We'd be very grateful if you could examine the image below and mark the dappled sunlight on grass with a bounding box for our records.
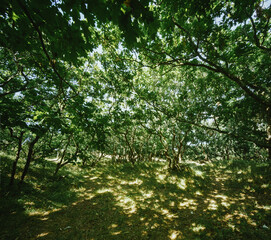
[177,178,187,190]
[194,169,204,177]
[256,203,271,210]
[1,159,271,239]
[179,198,197,210]
[191,223,206,232]
[169,230,180,239]
[116,195,137,214]
[96,187,114,194]
[36,232,49,238]
[207,199,219,210]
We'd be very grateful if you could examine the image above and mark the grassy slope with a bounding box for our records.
[0,155,271,240]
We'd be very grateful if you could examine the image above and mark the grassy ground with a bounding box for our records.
[0,154,271,240]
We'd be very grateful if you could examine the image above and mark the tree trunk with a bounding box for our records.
[267,131,271,161]
[226,148,230,161]
[91,152,104,167]
[172,156,179,170]
[266,107,271,162]
[53,136,72,177]
[9,131,24,186]
[148,152,153,162]
[20,135,40,184]
[201,144,209,162]
[54,162,71,177]
[124,131,136,165]
[53,148,67,177]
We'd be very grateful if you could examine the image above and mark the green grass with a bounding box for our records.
[0,155,271,239]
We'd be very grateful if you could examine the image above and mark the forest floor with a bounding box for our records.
[0,156,271,240]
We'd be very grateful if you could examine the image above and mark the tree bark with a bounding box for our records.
[53,150,66,177]
[267,107,271,162]
[9,131,24,186]
[124,130,136,165]
[20,135,40,184]
[53,136,71,177]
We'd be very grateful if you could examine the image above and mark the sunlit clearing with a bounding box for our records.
[128,178,143,185]
[191,223,206,232]
[240,193,248,200]
[37,232,49,238]
[168,175,178,182]
[186,160,202,166]
[227,222,236,230]
[25,201,35,206]
[109,223,118,229]
[120,180,128,185]
[96,188,113,194]
[214,194,230,208]
[27,208,61,216]
[194,170,203,177]
[161,208,169,215]
[157,174,166,182]
[75,186,86,193]
[86,176,98,180]
[178,179,186,190]
[207,199,218,210]
[150,222,160,229]
[140,190,154,198]
[128,205,137,214]
[169,230,180,240]
[256,204,271,210]
[111,231,122,235]
[116,196,137,213]
[215,194,228,200]
[227,211,257,226]
[221,201,230,208]
[179,198,197,210]
[161,208,177,220]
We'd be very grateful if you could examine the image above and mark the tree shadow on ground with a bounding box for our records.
[1,160,271,239]
[0,158,87,239]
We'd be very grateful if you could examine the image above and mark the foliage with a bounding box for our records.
[0,1,271,238]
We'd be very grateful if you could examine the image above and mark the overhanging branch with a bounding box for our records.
[250,16,271,52]
[171,17,271,107]
[16,0,77,95]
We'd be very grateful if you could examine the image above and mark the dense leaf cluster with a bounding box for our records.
[0,0,270,185]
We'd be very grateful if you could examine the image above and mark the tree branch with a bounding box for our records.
[16,0,78,95]
[249,16,271,52]
[171,17,271,107]
[176,117,269,149]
